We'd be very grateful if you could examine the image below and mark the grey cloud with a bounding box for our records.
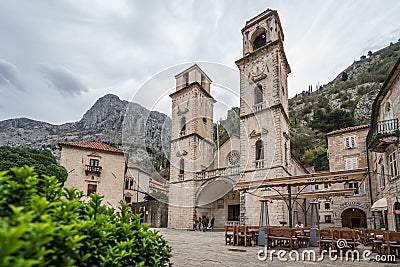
[0,58,24,90]
[40,64,89,96]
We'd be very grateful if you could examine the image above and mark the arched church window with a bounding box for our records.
[181,116,186,133]
[253,32,266,50]
[255,140,264,160]
[254,85,263,104]
[179,159,184,175]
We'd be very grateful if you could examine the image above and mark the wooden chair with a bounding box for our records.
[354,228,368,246]
[382,231,400,258]
[267,227,298,250]
[335,229,359,250]
[247,226,259,246]
[236,226,252,246]
[370,229,386,254]
[294,227,310,247]
[317,228,333,252]
[224,224,235,245]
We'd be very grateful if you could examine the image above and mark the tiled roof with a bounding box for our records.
[326,125,370,136]
[59,141,124,154]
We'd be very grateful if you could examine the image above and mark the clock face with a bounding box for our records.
[250,60,266,76]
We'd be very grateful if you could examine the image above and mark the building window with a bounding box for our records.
[125,178,134,190]
[384,102,393,121]
[201,74,205,87]
[255,140,264,160]
[344,136,356,149]
[325,215,332,224]
[179,159,184,175]
[254,85,263,104]
[87,184,97,196]
[180,116,186,133]
[379,163,385,188]
[389,151,398,179]
[90,159,99,166]
[348,182,360,195]
[252,32,266,50]
[125,196,132,203]
[183,72,189,86]
[314,184,319,190]
[324,183,331,189]
[325,202,330,210]
[345,157,358,170]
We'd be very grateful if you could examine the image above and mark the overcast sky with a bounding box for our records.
[0,0,399,124]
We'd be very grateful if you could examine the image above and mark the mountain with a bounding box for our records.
[289,40,400,171]
[0,94,171,174]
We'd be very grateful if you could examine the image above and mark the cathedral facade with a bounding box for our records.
[168,10,308,229]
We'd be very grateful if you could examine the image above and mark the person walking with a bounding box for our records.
[202,217,208,232]
[198,217,202,230]
[210,217,215,230]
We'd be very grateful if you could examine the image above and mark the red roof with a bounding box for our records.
[59,141,124,154]
[326,125,370,136]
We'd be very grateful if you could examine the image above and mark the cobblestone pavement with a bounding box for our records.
[156,228,398,267]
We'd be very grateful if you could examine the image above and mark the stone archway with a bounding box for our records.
[341,208,367,228]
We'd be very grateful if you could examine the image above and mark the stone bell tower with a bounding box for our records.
[235,10,292,226]
[168,64,216,228]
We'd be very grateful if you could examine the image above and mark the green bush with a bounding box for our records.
[0,166,172,267]
[0,146,67,183]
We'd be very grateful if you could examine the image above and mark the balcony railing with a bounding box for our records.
[253,102,264,112]
[367,118,399,152]
[255,159,265,169]
[85,164,102,176]
[195,165,240,181]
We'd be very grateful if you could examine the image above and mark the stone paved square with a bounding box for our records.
[156,228,398,267]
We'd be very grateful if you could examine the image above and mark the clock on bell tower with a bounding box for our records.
[235,9,292,225]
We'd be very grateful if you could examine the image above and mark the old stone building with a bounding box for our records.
[125,162,151,203]
[325,125,373,228]
[368,57,400,231]
[168,10,308,229]
[59,141,126,208]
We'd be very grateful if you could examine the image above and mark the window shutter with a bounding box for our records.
[345,157,358,170]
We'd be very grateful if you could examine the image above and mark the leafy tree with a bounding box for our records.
[0,166,172,266]
[309,108,356,133]
[303,147,329,171]
[214,107,240,147]
[0,146,67,183]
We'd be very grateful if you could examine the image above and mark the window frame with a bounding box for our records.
[87,184,97,196]
[344,136,356,149]
[254,85,264,105]
[348,181,360,195]
[389,151,398,179]
[89,159,99,166]
[345,157,358,170]
[255,140,264,160]
[325,215,332,224]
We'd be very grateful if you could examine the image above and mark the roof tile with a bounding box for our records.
[59,141,123,154]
